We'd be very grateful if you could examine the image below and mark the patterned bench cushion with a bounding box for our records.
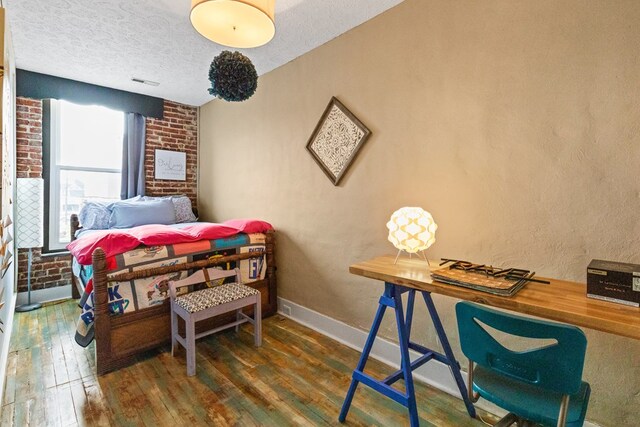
[175,283,259,313]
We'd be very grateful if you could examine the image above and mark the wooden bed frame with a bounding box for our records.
[70,214,277,375]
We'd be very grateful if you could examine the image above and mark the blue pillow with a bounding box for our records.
[78,201,111,230]
[108,198,176,229]
[107,195,142,210]
[142,195,197,223]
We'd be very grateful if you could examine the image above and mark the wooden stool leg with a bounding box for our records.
[171,308,178,357]
[186,317,196,376]
[255,293,262,347]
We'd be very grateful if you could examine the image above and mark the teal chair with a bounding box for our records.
[456,302,590,427]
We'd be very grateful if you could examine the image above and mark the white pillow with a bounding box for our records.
[171,196,197,223]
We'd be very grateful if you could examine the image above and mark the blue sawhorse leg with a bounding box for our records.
[339,284,476,426]
[338,283,391,423]
[339,282,419,426]
[421,291,476,418]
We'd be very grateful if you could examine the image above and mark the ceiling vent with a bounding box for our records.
[131,78,160,86]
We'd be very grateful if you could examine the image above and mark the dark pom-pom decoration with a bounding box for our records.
[208,50,258,102]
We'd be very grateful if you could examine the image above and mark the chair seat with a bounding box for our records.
[175,283,259,313]
[473,365,590,427]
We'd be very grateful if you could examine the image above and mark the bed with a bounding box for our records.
[68,197,276,375]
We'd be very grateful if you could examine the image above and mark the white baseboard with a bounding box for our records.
[17,284,72,306]
[277,297,600,427]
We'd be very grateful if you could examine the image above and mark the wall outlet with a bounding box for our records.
[281,304,292,316]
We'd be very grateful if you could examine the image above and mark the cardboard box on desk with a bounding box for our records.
[587,259,640,307]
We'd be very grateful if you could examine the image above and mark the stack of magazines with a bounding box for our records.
[431,259,540,297]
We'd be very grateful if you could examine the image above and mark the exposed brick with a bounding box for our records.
[19,98,42,107]
[145,101,198,206]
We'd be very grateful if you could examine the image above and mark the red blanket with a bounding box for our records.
[67,219,273,265]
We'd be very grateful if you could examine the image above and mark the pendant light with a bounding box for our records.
[190,0,276,48]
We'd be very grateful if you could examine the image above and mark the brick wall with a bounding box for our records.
[15,97,198,294]
[145,102,198,204]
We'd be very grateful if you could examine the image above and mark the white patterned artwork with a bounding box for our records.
[306,97,371,185]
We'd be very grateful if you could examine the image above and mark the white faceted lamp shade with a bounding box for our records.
[386,207,437,262]
[16,178,44,249]
[190,0,276,48]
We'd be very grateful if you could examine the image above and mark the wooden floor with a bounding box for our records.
[2,300,497,426]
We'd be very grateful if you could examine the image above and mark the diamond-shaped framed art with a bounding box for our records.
[306,97,371,186]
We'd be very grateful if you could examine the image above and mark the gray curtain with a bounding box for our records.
[121,112,146,199]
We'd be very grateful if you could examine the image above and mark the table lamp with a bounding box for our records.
[16,178,44,312]
[386,207,438,265]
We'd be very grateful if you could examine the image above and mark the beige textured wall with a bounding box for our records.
[198,1,640,425]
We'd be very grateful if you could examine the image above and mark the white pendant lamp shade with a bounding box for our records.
[191,0,276,48]
[386,207,437,254]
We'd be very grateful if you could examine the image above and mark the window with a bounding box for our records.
[45,100,124,252]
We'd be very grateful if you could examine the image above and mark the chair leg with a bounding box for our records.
[495,413,519,427]
[186,317,196,376]
[235,309,241,332]
[170,309,178,357]
[556,394,570,427]
[254,294,262,347]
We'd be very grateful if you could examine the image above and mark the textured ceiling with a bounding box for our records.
[4,0,404,106]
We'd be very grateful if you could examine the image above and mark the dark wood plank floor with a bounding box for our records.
[2,300,497,426]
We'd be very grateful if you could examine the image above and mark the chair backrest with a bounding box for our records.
[456,301,587,395]
[169,267,241,300]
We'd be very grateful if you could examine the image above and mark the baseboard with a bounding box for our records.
[277,297,600,427]
[17,284,72,306]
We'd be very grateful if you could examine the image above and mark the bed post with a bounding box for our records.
[92,247,112,375]
[70,214,80,240]
[70,214,82,299]
[265,230,277,312]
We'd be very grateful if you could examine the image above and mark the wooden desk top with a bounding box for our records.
[350,255,640,340]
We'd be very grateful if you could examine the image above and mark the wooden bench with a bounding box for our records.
[169,267,262,376]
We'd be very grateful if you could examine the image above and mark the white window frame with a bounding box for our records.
[47,100,121,250]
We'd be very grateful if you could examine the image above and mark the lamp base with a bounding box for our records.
[16,302,42,312]
[393,249,431,266]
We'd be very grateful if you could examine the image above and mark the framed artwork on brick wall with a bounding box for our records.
[306,97,371,186]
[155,149,186,181]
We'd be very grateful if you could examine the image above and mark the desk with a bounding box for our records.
[339,256,640,426]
